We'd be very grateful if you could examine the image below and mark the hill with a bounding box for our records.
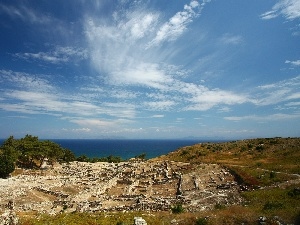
[0,137,299,225]
[157,137,300,223]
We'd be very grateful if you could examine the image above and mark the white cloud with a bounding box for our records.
[179,82,248,111]
[72,128,91,132]
[219,33,243,45]
[14,46,88,64]
[0,70,53,91]
[84,0,248,114]
[261,0,300,20]
[151,114,164,118]
[144,100,176,111]
[218,106,231,113]
[285,59,300,66]
[148,0,208,47]
[0,70,137,120]
[254,75,300,105]
[285,101,300,106]
[112,63,173,89]
[0,3,51,24]
[70,118,122,128]
[122,12,159,40]
[224,113,300,121]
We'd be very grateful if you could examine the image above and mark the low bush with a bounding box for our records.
[195,217,208,225]
[171,204,184,214]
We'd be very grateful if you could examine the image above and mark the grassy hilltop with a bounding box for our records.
[13,137,300,224]
[157,137,300,224]
[160,137,300,182]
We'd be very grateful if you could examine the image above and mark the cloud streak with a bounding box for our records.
[224,113,300,122]
[261,0,300,20]
[147,0,207,47]
[14,46,88,64]
[0,3,51,24]
[254,75,300,106]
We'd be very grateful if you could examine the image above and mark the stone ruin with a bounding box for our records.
[0,160,243,215]
[0,201,18,225]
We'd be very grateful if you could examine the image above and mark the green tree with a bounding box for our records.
[62,148,76,162]
[1,136,20,161]
[17,134,40,168]
[77,155,89,162]
[0,154,15,178]
[0,134,73,169]
[135,153,146,160]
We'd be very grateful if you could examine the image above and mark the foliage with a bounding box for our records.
[77,155,123,163]
[135,153,146,160]
[195,217,208,225]
[62,149,76,162]
[171,204,184,214]
[0,154,15,178]
[214,203,226,210]
[0,135,74,171]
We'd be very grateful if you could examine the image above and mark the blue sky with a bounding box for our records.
[0,0,299,139]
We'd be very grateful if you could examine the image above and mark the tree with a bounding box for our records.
[62,148,76,163]
[17,135,40,168]
[0,154,15,178]
[135,153,146,160]
[77,155,89,162]
[1,136,19,161]
[0,134,74,169]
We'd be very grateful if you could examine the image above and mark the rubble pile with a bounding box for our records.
[0,160,242,214]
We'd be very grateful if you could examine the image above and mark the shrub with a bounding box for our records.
[288,187,300,198]
[269,171,276,179]
[263,201,284,210]
[195,217,208,225]
[171,204,184,214]
[215,203,226,210]
[180,149,189,156]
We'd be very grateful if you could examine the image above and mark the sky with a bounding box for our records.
[0,0,300,139]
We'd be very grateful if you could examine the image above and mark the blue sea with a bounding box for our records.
[52,139,203,159]
[0,139,229,160]
[0,139,225,160]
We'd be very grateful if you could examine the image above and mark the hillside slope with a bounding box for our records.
[157,137,300,223]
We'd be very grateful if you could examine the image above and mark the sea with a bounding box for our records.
[0,139,225,160]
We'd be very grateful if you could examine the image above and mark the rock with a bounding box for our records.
[171,219,178,224]
[133,217,147,225]
[0,201,18,225]
[0,210,19,225]
[258,216,267,225]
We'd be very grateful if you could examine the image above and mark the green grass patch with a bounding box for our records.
[241,185,300,223]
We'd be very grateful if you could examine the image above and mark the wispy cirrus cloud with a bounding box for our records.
[0,70,54,91]
[0,70,137,120]
[85,0,249,112]
[219,33,243,45]
[260,0,300,20]
[147,0,209,47]
[0,3,51,24]
[14,46,88,64]
[254,75,300,106]
[224,113,300,122]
